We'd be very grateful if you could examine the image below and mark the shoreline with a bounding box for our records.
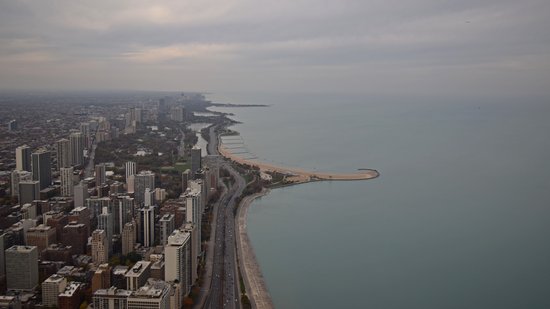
[235,189,275,309]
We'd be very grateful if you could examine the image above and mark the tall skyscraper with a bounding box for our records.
[60,167,74,197]
[185,189,202,247]
[159,214,175,246]
[80,122,91,148]
[5,245,39,290]
[92,230,109,265]
[125,161,136,182]
[139,206,155,247]
[95,163,106,187]
[190,146,202,176]
[73,181,88,208]
[69,132,84,167]
[56,138,71,170]
[134,171,155,206]
[97,206,113,253]
[15,145,32,172]
[114,196,134,235]
[122,221,136,255]
[31,150,52,189]
[165,229,191,296]
[144,188,155,207]
[10,170,32,197]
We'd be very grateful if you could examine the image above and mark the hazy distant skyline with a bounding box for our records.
[1,0,549,97]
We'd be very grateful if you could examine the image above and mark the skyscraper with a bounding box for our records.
[74,181,89,208]
[31,150,52,189]
[139,206,155,247]
[5,245,39,290]
[56,138,71,170]
[190,146,202,176]
[122,221,136,255]
[134,171,155,206]
[15,145,32,172]
[97,206,113,253]
[92,230,109,265]
[95,163,106,187]
[60,167,74,197]
[159,214,175,246]
[164,230,191,296]
[10,170,32,197]
[144,188,155,207]
[181,169,190,193]
[125,161,136,182]
[69,132,84,167]
[185,189,202,247]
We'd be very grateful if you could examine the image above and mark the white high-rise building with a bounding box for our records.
[5,245,39,290]
[125,161,136,182]
[15,145,32,172]
[92,229,109,265]
[60,167,74,197]
[144,188,155,207]
[139,206,155,247]
[42,274,67,307]
[164,230,191,297]
[185,189,202,247]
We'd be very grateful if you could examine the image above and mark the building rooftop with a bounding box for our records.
[95,286,132,297]
[125,261,151,278]
[167,229,190,246]
[59,281,82,297]
[6,245,36,253]
[44,274,66,283]
[132,279,170,298]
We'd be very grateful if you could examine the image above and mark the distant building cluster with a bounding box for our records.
[0,94,221,308]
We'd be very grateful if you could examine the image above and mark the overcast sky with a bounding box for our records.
[1,0,549,96]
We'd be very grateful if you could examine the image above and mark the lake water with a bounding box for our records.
[209,93,550,309]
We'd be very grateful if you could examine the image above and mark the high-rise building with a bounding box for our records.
[26,224,56,253]
[60,167,74,197]
[10,170,32,197]
[125,261,151,291]
[42,274,68,307]
[86,197,111,219]
[122,221,136,255]
[113,196,134,235]
[58,281,84,309]
[15,145,32,172]
[182,223,198,285]
[95,163,106,187]
[5,245,39,290]
[69,132,84,167]
[134,171,155,206]
[92,264,111,293]
[74,181,89,208]
[32,150,52,189]
[125,161,136,182]
[190,146,202,176]
[56,138,71,170]
[159,214,175,246]
[185,189,202,247]
[97,207,113,252]
[164,229,191,296]
[144,188,155,207]
[61,222,88,255]
[138,206,155,247]
[127,279,171,309]
[68,206,91,236]
[80,122,91,149]
[18,180,40,205]
[92,230,109,265]
[8,119,17,131]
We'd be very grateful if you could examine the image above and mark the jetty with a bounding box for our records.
[218,144,379,183]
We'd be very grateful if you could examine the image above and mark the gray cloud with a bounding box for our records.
[0,0,549,96]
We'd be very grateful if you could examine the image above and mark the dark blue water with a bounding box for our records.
[210,93,550,309]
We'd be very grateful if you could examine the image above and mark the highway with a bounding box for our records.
[204,124,246,309]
